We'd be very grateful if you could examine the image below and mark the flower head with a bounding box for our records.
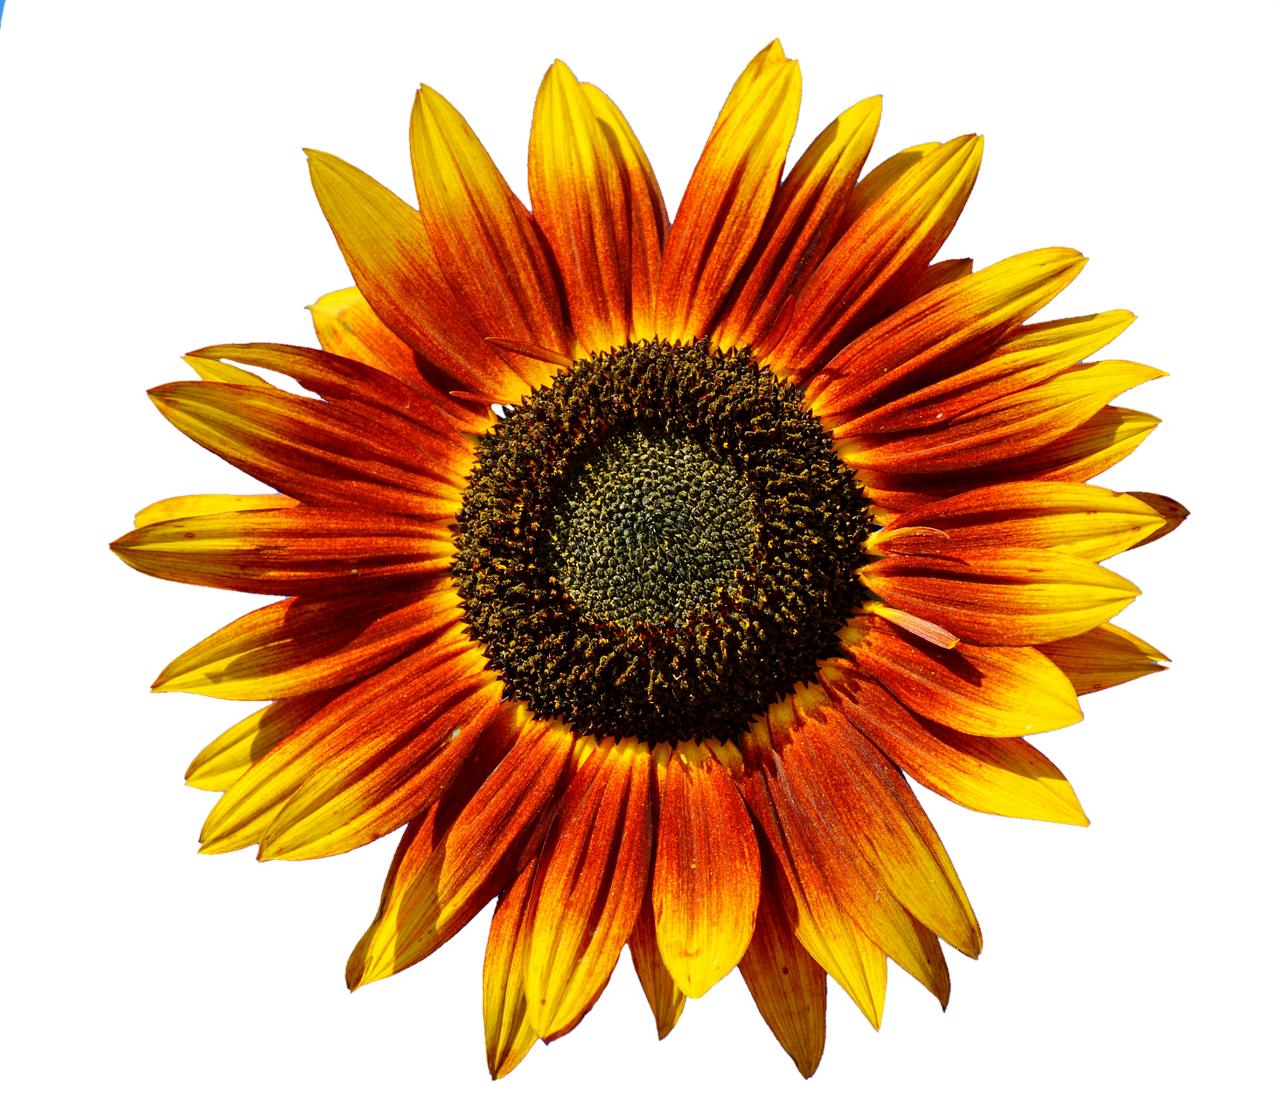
[111,41,1185,1078]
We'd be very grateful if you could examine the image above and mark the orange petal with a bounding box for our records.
[483,859,540,1080]
[628,886,686,1040]
[1038,621,1169,695]
[309,286,494,433]
[346,713,576,990]
[1124,492,1188,549]
[771,135,983,374]
[523,741,654,1039]
[148,381,464,518]
[789,680,980,958]
[731,721,889,1026]
[305,149,529,403]
[653,42,801,342]
[713,95,882,351]
[832,670,1088,825]
[133,493,297,529]
[873,481,1166,562]
[258,676,510,862]
[738,861,827,1078]
[653,742,761,998]
[855,406,1162,514]
[837,308,1135,437]
[837,360,1166,473]
[183,354,269,387]
[153,585,460,699]
[529,61,631,352]
[196,631,482,855]
[861,547,1140,646]
[809,246,1087,423]
[839,613,1081,736]
[110,507,453,597]
[580,83,669,339]
[862,600,960,649]
[184,691,337,793]
[892,256,974,309]
[190,343,475,467]
[410,86,577,381]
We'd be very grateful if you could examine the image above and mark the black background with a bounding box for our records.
[99,15,1208,1101]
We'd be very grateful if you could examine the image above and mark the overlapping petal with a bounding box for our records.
[653,41,801,342]
[713,95,882,351]
[111,507,453,596]
[148,380,464,517]
[153,584,460,699]
[870,482,1165,561]
[826,671,1088,825]
[306,149,530,403]
[839,614,1081,736]
[769,135,984,374]
[410,84,579,379]
[1039,621,1169,694]
[346,714,577,990]
[530,61,631,351]
[523,740,654,1039]
[197,631,487,855]
[861,547,1141,646]
[738,861,828,1078]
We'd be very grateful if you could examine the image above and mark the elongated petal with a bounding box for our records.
[306,148,529,402]
[524,741,654,1039]
[190,343,474,467]
[154,585,460,699]
[346,714,577,990]
[134,493,297,529]
[713,95,882,350]
[1124,492,1188,549]
[411,85,577,380]
[308,286,493,433]
[741,702,954,1007]
[839,614,1081,736]
[653,743,760,998]
[838,360,1166,472]
[1038,621,1169,694]
[653,43,801,341]
[771,135,983,373]
[149,381,463,517]
[828,667,1087,825]
[258,676,510,861]
[110,508,453,596]
[731,721,889,1026]
[809,247,1087,422]
[197,632,482,854]
[530,61,630,351]
[343,711,547,988]
[893,256,973,308]
[738,861,827,1078]
[861,547,1141,646]
[629,888,686,1040]
[789,681,980,957]
[580,83,669,339]
[483,859,539,1080]
[184,692,336,792]
[839,309,1135,437]
[183,354,269,386]
[873,482,1165,561]
[856,406,1162,514]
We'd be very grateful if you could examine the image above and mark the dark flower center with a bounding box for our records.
[452,339,871,746]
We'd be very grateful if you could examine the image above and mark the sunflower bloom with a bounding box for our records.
[111,41,1185,1079]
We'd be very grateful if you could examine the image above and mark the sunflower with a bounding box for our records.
[111,40,1186,1079]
